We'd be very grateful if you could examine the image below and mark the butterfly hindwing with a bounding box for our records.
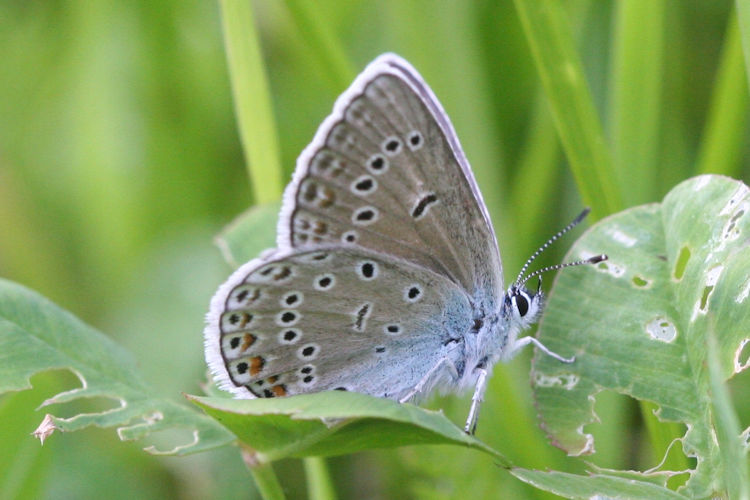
[278,54,504,307]
[205,247,473,399]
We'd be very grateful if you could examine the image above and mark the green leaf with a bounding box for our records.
[0,278,234,454]
[511,468,686,500]
[189,392,506,464]
[531,175,750,497]
[214,202,281,268]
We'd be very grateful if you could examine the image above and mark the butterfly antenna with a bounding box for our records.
[518,254,608,288]
[514,208,600,286]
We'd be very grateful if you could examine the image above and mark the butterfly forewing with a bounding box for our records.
[279,55,503,306]
[206,247,473,399]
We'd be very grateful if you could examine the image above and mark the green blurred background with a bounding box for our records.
[1,0,748,498]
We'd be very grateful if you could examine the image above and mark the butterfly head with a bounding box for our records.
[507,208,608,328]
[506,279,544,329]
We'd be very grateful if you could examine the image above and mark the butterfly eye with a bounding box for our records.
[514,293,529,317]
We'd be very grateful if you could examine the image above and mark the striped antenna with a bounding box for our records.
[514,208,604,286]
[518,254,608,289]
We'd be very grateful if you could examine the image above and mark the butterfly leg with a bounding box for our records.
[509,336,575,363]
[399,356,459,404]
[464,365,488,435]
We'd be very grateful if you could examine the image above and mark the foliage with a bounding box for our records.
[529,175,750,498]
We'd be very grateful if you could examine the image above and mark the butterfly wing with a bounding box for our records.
[205,247,473,400]
[278,54,503,308]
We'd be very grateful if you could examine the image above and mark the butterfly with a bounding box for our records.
[204,53,605,434]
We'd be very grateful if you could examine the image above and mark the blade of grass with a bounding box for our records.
[283,0,355,91]
[513,0,623,219]
[219,0,283,203]
[707,327,750,500]
[508,93,561,259]
[658,5,693,196]
[696,12,748,176]
[65,1,142,310]
[608,0,665,205]
[735,0,750,81]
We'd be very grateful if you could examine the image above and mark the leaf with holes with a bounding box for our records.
[528,175,750,498]
[512,467,686,500]
[0,278,234,454]
[189,392,506,463]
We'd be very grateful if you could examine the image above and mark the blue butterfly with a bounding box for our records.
[205,54,605,433]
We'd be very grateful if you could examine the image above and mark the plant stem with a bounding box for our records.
[241,444,286,500]
[304,457,338,500]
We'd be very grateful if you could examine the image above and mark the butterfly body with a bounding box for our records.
[205,53,579,433]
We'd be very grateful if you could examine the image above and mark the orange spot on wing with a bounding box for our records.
[250,356,265,375]
[239,313,253,328]
[241,333,256,351]
[271,385,287,397]
[274,267,292,281]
